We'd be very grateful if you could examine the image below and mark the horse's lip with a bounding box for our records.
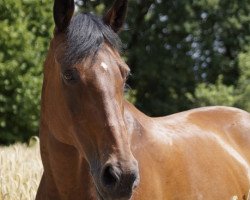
[92,175,133,200]
[95,187,132,200]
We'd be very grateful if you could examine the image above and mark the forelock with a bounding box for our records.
[63,13,122,66]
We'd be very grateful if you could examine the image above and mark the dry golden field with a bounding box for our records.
[0,138,43,200]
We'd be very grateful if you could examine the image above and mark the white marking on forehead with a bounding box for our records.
[101,62,108,71]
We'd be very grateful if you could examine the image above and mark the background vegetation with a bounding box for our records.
[0,0,53,144]
[0,138,42,199]
[0,0,249,144]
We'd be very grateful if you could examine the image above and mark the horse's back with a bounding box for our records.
[132,106,250,200]
[159,106,250,156]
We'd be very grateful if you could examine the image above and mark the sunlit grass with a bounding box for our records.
[0,138,43,200]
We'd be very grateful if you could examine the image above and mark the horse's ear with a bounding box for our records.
[103,0,128,33]
[53,0,75,33]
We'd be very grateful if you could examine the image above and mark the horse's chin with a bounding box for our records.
[95,187,133,200]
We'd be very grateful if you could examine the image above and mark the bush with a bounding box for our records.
[0,0,53,144]
[188,48,250,112]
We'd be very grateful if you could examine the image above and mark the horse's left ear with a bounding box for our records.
[53,0,75,33]
[103,0,128,33]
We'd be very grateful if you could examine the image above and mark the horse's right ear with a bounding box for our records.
[53,0,75,33]
[103,0,128,33]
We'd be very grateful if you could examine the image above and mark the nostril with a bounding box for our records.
[101,165,120,189]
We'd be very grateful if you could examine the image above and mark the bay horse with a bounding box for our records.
[36,0,250,199]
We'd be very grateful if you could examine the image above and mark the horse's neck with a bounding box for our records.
[39,122,97,199]
[123,100,152,136]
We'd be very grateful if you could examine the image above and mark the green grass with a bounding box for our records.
[0,138,43,200]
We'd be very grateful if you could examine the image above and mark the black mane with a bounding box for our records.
[64,13,122,66]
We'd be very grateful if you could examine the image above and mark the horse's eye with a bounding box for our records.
[62,69,79,82]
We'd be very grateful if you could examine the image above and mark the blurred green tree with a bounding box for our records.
[0,0,53,144]
[236,48,250,111]
[190,47,250,112]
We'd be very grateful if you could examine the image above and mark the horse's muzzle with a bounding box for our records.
[97,160,140,200]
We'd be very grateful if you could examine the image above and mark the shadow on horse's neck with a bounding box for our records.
[123,100,151,136]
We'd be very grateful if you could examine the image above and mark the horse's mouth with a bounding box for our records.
[95,187,132,200]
